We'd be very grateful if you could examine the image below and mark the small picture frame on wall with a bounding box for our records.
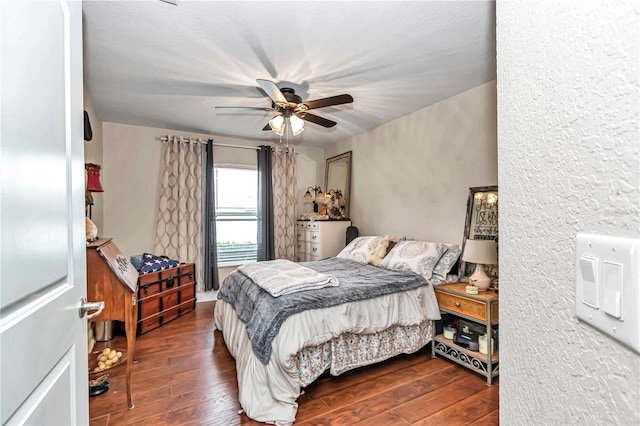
[459,185,499,284]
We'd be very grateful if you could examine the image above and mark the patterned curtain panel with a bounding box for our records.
[272,148,297,260]
[154,136,205,291]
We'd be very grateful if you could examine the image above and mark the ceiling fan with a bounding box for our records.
[215,79,354,136]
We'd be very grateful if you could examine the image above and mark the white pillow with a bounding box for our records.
[336,236,390,264]
[380,241,448,280]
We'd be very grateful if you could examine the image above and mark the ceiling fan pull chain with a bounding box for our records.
[286,118,290,148]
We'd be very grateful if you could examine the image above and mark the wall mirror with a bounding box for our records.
[324,151,352,219]
[460,185,499,285]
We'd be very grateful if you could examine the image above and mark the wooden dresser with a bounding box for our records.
[137,263,197,335]
[296,220,351,262]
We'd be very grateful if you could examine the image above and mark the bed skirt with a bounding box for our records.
[296,320,433,387]
[214,298,435,425]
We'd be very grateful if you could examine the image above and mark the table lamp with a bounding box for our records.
[462,239,498,291]
[85,163,104,219]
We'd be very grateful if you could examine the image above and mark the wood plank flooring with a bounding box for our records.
[89,302,499,425]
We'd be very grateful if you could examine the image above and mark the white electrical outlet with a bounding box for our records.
[575,233,640,353]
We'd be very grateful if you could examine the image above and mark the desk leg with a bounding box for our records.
[125,293,138,409]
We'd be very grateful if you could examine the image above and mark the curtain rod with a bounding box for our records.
[158,136,259,150]
[158,136,296,153]
[158,135,208,145]
[213,142,259,151]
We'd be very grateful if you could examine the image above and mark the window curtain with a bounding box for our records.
[154,136,205,291]
[203,140,219,290]
[272,147,297,260]
[257,146,275,261]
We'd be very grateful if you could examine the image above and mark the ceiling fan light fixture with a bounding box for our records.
[269,115,285,136]
[218,80,352,137]
[290,115,305,135]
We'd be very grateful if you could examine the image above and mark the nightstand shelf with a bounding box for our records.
[432,283,499,385]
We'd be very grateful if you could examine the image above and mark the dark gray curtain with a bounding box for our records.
[204,139,219,290]
[257,145,275,261]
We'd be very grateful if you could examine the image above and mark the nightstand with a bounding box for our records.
[432,283,499,385]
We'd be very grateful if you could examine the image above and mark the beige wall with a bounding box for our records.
[101,122,324,275]
[326,81,497,245]
[83,87,104,231]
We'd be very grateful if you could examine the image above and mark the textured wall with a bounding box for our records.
[326,81,498,244]
[497,1,640,424]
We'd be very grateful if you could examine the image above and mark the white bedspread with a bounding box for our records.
[214,284,441,425]
[237,259,338,297]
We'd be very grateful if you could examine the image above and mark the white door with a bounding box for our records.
[1,1,89,424]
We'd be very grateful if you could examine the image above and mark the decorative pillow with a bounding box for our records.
[336,236,390,264]
[429,273,461,286]
[380,241,448,280]
[431,244,462,281]
[140,253,179,275]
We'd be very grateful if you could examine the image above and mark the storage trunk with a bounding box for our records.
[137,263,197,335]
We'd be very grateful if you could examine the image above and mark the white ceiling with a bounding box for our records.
[83,1,496,148]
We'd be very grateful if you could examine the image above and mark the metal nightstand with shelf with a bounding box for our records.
[432,282,499,385]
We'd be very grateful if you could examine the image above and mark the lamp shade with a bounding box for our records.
[85,163,104,192]
[269,115,285,136]
[303,190,313,203]
[289,115,305,135]
[315,188,324,202]
[462,239,497,265]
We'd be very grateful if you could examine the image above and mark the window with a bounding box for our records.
[214,167,258,266]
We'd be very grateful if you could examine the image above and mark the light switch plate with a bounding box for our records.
[575,233,640,353]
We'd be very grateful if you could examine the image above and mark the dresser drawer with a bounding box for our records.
[297,229,310,242]
[296,241,306,254]
[308,222,319,230]
[309,243,320,257]
[309,231,320,243]
[436,292,493,322]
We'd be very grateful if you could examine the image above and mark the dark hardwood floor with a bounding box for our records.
[89,302,499,426]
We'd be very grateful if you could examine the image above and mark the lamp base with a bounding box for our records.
[469,264,491,291]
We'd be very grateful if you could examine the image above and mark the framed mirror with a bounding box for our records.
[459,185,499,285]
[324,151,352,219]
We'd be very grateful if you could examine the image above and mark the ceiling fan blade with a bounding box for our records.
[256,79,287,105]
[215,106,273,111]
[262,123,272,131]
[299,94,353,111]
[299,112,337,128]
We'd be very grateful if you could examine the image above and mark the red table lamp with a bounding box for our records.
[85,163,104,192]
[85,163,104,218]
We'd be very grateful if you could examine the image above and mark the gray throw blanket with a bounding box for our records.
[217,257,429,365]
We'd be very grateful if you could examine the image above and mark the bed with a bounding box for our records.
[213,237,461,425]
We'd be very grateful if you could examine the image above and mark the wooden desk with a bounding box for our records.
[86,238,139,408]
